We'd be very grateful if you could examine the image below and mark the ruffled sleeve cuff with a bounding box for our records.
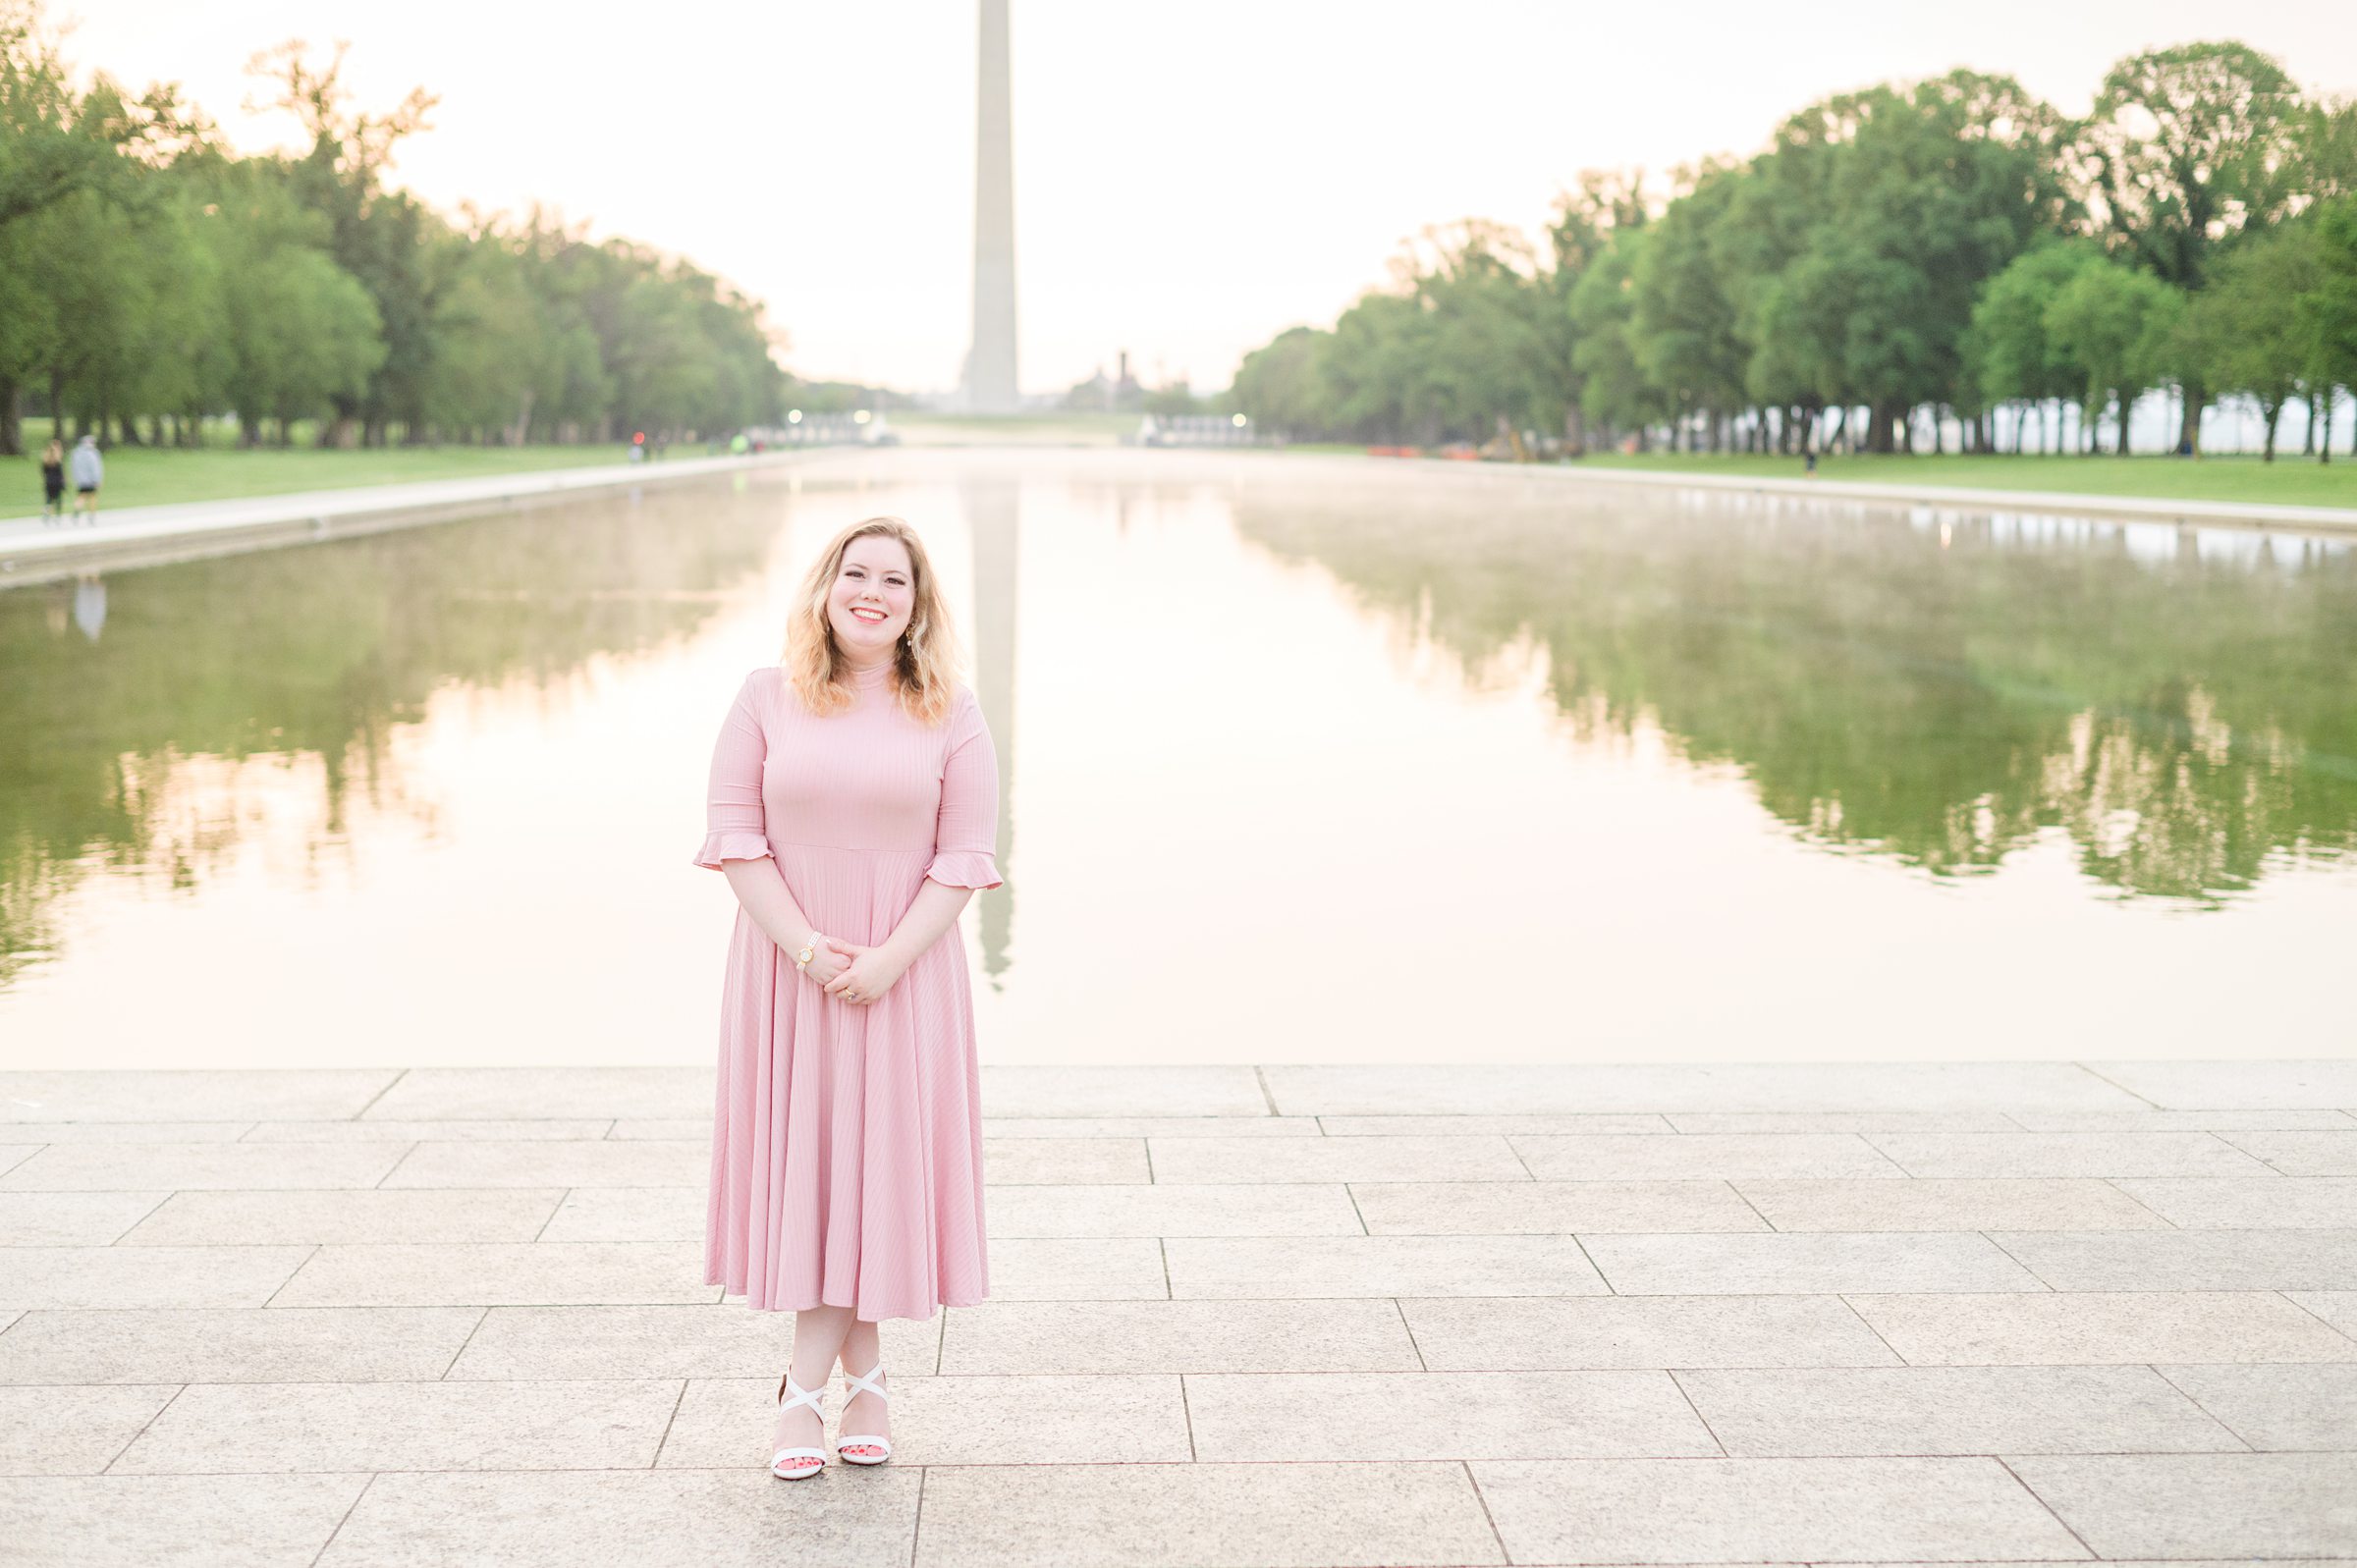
[924,850,1003,891]
[692,832,772,870]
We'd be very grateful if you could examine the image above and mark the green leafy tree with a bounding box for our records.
[2081,41,2305,452]
[2305,195,2357,460]
[1231,325,1333,437]
[2186,222,2326,460]
[1970,242,2099,451]
[2043,251,2183,454]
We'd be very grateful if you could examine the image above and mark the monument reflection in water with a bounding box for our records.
[1,451,2351,1069]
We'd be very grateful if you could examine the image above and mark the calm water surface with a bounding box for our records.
[4,449,2354,1068]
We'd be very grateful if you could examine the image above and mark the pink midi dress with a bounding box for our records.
[694,662,1001,1321]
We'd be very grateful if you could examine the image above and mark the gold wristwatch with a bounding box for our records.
[795,931,820,969]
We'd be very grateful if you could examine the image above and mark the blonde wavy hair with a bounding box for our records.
[782,515,964,725]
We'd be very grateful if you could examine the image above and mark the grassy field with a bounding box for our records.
[1571,452,2357,509]
[3,419,682,515]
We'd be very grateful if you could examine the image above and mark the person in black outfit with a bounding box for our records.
[39,438,66,522]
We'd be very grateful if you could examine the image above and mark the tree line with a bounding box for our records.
[1231,42,2357,461]
[0,5,787,457]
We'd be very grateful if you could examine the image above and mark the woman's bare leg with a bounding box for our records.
[775,1304,854,1457]
[837,1316,889,1456]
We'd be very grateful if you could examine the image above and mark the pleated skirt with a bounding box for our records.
[703,843,990,1321]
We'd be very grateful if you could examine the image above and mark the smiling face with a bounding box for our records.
[826,532,917,664]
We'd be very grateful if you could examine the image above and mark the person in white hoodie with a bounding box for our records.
[69,434,103,523]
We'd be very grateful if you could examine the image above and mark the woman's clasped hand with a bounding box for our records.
[805,938,906,1006]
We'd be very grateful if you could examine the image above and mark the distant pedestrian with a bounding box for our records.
[68,434,103,523]
[39,438,66,522]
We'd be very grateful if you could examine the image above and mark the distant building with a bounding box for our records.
[1065,350,1144,411]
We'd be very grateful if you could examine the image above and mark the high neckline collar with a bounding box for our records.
[842,659,898,688]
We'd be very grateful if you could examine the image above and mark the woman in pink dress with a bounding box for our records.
[694,515,1001,1479]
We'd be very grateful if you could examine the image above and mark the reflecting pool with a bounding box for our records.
[3,450,2353,1068]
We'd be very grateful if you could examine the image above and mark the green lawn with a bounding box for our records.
[4,423,678,514]
[1573,452,2357,509]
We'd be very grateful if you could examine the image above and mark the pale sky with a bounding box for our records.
[59,1,2357,396]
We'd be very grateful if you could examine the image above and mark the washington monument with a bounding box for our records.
[962,0,1019,412]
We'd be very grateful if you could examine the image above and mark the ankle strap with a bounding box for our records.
[778,1374,826,1417]
[843,1363,890,1403]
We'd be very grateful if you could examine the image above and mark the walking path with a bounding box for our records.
[3,1058,2352,1566]
[0,452,806,587]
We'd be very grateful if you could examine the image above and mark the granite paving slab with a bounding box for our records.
[0,1141,409,1191]
[1399,1295,1902,1370]
[1673,1365,2242,1456]
[2110,1177,2357,1228]
[269,1241,718,1307]
[982,1116,1321,1139]
[1582,1232,2047,1294]
[534,1186,703,1242]
[0,1307,483,1384]
[980,1183,1363,1237]
[988,1237,1169,1299]
[1513,1133,1906,1180]
[362,1067,711,1121]
[0,1069,399,1122]
[2006,1451,2356,1557]
[604,1119,707,1140]
[0,1384,179,1474]
[0,1191,167,1246]
[1470,1455,2091,1563]
[0,1473,369,1568]
[378,1139,706,1188]
[1843,1291,2357,1365]
[1318,1113,1675,1135]
[2220,1130,2357,1175]
[2156,1361,2357,1450]
[0,1121,254,1143]
[1146,1133,1531,1183]
[1183,1369,1719,1461]
[1662,1111,2021,1133]
[657,1373,1192,1468]
[1989,1228,2357,1290]
[2294,1291,2357,1335]
[974,1066,1270,1118]
[118,1188,566,1246]
[1732,1178,2169,1232]
[911,1460,1504,1568]
[316,1469,920,1568]
[241,1118,616,1142]
[1163,1234,1608,1298]
[1863,1132,2276,1178]
[938,1300,1420,1375]
[2005,1109,2357,1132]
[1,1245,313,1310]
[1262,1062,2143,1115]
[1350,1179,1768,1234]
[112,1379,685,1474]
[442,1303,934,1380]
[2088,1060,2357,1110]
[982,1137,1151,1184]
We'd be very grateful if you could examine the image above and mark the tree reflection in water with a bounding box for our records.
[0,486,779,982]
[1234,473,2357,905]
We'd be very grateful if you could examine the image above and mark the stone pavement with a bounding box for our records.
[1,1059,2353,1567]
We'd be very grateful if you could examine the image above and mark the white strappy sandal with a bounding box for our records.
[771,1373,827,1480]
[834,1363,892,1465]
